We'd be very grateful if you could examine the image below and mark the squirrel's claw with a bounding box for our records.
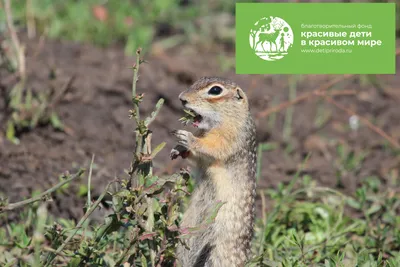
[171,130,193,149]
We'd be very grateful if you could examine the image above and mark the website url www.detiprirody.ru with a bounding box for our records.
[300,48,353,53]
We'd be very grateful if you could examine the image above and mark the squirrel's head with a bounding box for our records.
[179,77,249,131]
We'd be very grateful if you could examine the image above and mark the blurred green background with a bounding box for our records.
[0,0,242,55]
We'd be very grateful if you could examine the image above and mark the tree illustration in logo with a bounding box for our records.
[249,16,294,61]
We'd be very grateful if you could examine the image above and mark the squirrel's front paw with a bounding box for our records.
[171,130,194,149]
[170,144,191,160]
[170,148,180,160]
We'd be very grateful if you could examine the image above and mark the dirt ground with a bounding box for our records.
[1,34,400,221]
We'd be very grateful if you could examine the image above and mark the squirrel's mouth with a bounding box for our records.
[181,106,217,130]
[193,115,203,128]
[181,106,207,128]
[189,109,203,128]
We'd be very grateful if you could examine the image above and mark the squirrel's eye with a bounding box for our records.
[208,86,223,95]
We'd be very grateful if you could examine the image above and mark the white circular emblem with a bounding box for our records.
[249,16,294,61]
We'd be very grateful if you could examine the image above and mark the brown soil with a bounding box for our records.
[1,35,399,221]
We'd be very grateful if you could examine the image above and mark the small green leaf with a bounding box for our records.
[78,184,88,197]
[25,88,33,109]
[6,120,19,144]
[50,112,64,130]
[145,175,158,187]
[366,204,382,216]
[145,198,155,231]
[346,198,361,209]
[16,230,31,248]
[141,253,147,267]
[151,142,166,159]
[205,201,225,224]
[179,109,196,125]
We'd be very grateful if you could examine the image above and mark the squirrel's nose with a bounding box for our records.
[180,98,188,106]
[179,92,188,106]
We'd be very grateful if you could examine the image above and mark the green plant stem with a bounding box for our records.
[33,204,48,267]
[283,75,297,141]
[87,154,95,209]
[132,48,141,137]
[129,50,165,189]
[0,169,85,213]
[268,95,279,129]
[286,152,311,194]
[256,144,263,184]
[145,98,165,127]
[146,196,156,266]
[132,48,141,114]
[44,181,112,267]
[114,231,139,266]
[26,0,36,38]
[3,0,26,79]
[129,48,143,189]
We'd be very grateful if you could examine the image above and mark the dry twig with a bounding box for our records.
[324,96,400,149]
[0,169,85,213]
[257,74,356,119]
[3,0,25,79]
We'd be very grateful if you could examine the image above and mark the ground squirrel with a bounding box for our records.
[170,77,257,267]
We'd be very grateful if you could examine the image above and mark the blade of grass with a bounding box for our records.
[87,154,95,210]
[283,75,298,141]
[256,142,278,184]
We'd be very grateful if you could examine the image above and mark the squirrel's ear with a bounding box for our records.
[236,88,244,101]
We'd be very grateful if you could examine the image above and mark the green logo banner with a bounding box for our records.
[236,3,396,74]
